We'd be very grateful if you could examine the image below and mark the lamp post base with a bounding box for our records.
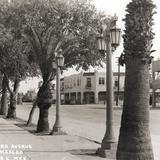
[96,142,117,158]
[50,126,67,135]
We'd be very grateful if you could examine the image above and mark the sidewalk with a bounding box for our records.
[0,117,105,160]
[0,116,160,160]
[0,117,160,160]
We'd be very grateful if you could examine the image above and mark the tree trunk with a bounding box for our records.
[6,79,20,119]
[36,82,52,133]
[26,100,37,126]
[116,59,154,160]
[7,92,17,118]
[37,104,50,133]
[0,76,8,116]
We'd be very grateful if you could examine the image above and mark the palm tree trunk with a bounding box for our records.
[37,104,50,133]
[0,75,8,116]
[116,58,154,160]
[36,82,52,133]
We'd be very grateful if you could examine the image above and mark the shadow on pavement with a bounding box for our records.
[7,117,39,135]
[87,107,105,110]
[14,118,52,136]
[88,106,122,110]
[69,149,106,160]
[16,123,37,133]
[69,149,97,157]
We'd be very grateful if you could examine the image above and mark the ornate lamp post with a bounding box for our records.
[97,15,121,157]
[50,49,66,135]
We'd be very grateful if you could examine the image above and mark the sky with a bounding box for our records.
[19,0,160,93]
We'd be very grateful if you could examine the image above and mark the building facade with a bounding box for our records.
[151,60,160,107]
[60,70,125,104]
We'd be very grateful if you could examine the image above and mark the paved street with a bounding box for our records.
[16,104,160,139]
[17,104,120,142]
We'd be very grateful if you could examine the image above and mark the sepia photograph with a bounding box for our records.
[0,0,160,159]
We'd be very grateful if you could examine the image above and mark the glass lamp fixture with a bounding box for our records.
[56,54,64,67]
[97,34,107,51]
[110,25,121,49]
[52,60,57,69]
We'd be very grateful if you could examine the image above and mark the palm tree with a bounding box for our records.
[22,0,107,133]
[24,24,99,133]
[24,26,57,132]
[116,0,156,160]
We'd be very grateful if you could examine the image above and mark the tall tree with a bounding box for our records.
[2,39,37,118]
[19,0,108,133]
[0,24,37,118]
[117,0,156,160]
[0,25,13,116]
[0,1,38,118]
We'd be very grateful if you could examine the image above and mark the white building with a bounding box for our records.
[60,70,125,104]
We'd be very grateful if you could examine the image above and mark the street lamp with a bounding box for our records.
[52,60,57,70]
[97,15,121,157]
[50,49,66,135]
[97,34,107,51]
[56,49,64,67]
[110,25,121,49]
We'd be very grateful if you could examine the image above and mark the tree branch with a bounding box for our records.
[13,78,20,93]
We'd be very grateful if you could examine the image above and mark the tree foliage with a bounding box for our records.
[0,0,111,128]
[4,0,109,79]
[0,2,38,88]
[0,1,39,118]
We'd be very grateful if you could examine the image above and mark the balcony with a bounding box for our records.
[85,84,92,89]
